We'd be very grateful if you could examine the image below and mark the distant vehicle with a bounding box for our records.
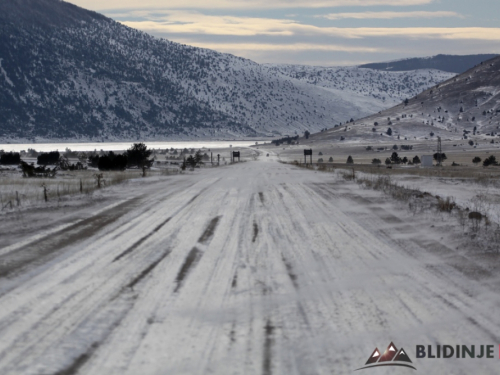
[266,153,269,157]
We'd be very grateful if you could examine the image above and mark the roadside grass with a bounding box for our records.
[0,168,179,210]
[287,161,500,253]
[353,172,500,253]
[290,161,500,187]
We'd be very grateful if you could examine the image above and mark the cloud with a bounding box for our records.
[121,12,299,37]
[183,42,382,53]
[120,12,500,41]
[321,11,464,20]
[68,0,434,11]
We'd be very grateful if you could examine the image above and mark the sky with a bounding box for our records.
[66,0,500,67]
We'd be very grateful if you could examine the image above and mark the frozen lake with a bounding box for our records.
[0,140,264,153]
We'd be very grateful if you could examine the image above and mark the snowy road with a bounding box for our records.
[1,157,500,375]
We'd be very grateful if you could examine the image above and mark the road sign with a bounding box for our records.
[304,149,312,164]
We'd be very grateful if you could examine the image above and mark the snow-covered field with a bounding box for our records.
[1,153,500,374]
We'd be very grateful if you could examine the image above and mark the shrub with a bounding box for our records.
[88,154,100,168]
[483,155,498,167]
[472,156,482,165]
[271,135,299,146]
[0,152,21,165]
[346,155,354,164]
[433,153,447,162]
[386,128,392,136]
[186,151,204,168]
[97,152,128,171]
[391,152,401,164]
[37,151,60,165]
[437,197,456,212]
[328,157,333,162]
[372,158,381,164]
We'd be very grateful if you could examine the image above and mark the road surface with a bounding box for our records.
[1,155,499,374]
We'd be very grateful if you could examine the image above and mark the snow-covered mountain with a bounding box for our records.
[265,64,452,110]
[359,54,498,74]
[0,0,456,142]
[309,55,500,143]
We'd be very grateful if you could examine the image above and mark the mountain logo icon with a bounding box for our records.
[356,342,416,371]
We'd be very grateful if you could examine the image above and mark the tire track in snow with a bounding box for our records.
[173,216,221,293]
[173,247,203,293]
[0,181,219,373]
[51,249,174,375]
[262,320,275,375]
[53,342,100,375]
[125,249,172,290]
[112,217,172,262]
[252,221,259,243]
[259,192,265,204]
[198,216,221,244]
[0,197,142,279]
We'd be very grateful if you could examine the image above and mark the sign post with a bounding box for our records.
[232,151,241,162]
[304,149,312,164]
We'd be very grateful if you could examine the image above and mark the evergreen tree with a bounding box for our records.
[127,143,152,167]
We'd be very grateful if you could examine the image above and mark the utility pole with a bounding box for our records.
[437,136,442,166]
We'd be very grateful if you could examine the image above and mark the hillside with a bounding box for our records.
[265,64,451,108]
[359,54,499,74]
[310,55,500,144]
[0,0,455,142]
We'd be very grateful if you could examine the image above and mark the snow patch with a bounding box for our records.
[0,59,14,87]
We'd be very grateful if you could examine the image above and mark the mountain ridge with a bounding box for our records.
[0,0,464,143]
[359,54,499,74]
